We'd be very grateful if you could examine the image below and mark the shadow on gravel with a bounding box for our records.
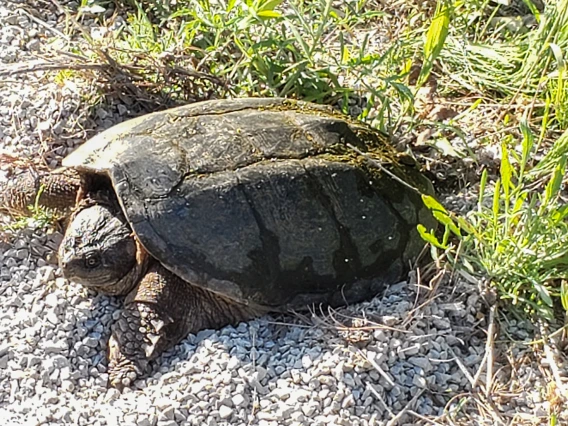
[122,272,492,422]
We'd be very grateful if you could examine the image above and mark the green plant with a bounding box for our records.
[84,0,426,130]
[432,0,568,128]
[418,0,451,86]
[420,121,568,321]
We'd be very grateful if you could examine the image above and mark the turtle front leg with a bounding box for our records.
[108,263,263,388]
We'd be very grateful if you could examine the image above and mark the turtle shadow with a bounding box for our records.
[121,277,490,421]
[143,286,401,386]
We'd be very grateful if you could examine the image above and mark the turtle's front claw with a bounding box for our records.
[107,303,156,389]
[107,301,173,389]
[108,333,148,389]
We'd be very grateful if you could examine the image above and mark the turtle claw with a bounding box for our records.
[107,333,147,389]
[107,301,171,388]
[105,265,254,388]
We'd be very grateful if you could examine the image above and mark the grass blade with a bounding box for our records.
[418,0,450,86]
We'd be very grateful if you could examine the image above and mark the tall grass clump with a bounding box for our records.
[420,119,568,322]
[86,0,426,130]
[431,0,568,128]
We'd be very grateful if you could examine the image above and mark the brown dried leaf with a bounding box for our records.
[414,80,438,118]
[415,128,437,146]
[428,105,459,121]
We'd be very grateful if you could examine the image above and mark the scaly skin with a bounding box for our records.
[60,199,262,387]
[0,168,80,216]
[108,263,264,388]
[58,196,149,297]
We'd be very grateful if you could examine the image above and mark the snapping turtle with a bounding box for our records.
[1,98,435,388]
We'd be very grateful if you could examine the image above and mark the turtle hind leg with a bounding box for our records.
[0,168,81,216]
[108,263,263,389]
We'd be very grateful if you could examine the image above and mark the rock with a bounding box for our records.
[301,402,318,417]
[218,405,233,419]
[232,394,247,407]
[43,339,69,354]
[136,418,152,426]
[408,357,433,373]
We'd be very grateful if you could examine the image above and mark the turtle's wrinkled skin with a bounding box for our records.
[1,98,436,388]
[0,168,80,216]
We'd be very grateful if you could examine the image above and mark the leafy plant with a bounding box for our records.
[78,0,425,131]
[420,121,568,321]
[418,0,451,86]
[433,0,568,128]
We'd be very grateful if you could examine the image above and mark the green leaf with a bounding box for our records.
[455,216,476,235]
[226,0,237,13]
[521,0,541,21]
[442,224,452,247]
[500,142,512,212]
[532,280,553,307]
[512,191,527,216]
[467,98,483,112]
[257,10,282,18]
[421,194,461,237]
[518,121,534,181]
[288,24,311,58]
[478,168,487,212]
[417,224,448,249]
[543,154,567,206]
[492,179,501,219]
[422,194,449,214]
[34,184,46,212]
[552,204,568,223]
[418,0,450,85]
[561,280,568,312]
[258,0,284,12]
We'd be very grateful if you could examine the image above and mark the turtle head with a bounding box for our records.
[59,203,146,295]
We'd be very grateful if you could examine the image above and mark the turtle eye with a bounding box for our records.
[84,254,101,269]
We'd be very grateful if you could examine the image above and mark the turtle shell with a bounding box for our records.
[63,98,435,309]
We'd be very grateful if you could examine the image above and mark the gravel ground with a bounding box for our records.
[0,1,564,425]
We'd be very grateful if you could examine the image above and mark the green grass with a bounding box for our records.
[414,0,568,326]
[421,117,568,322]
[70,0,428,131]
[434,0,568,128]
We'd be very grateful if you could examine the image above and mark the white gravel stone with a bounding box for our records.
[232,393,247,407]
[218,405,234,419]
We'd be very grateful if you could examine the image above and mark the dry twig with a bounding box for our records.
[385,388,425,426]
[484,305,497,397]
[449,348,477,388]
[540,323,568,399]
[356,348,396,388]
